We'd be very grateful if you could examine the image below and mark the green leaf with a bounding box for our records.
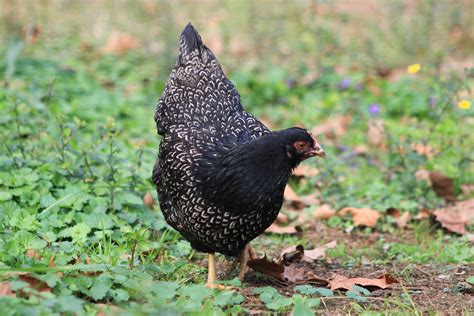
[0,192,12,201]
[291,296,315,316]
[214,290,245,307]
[294,285,317,295]
[314,288,334,297]
[54,295,84,313]
[466,276,474,284]
[153,281,180,300]
[346,290,367,302]
[351,285,370,296]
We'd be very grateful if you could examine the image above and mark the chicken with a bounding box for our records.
[152,23,325,288]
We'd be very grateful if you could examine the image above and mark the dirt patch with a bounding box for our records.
[216,227,474,314]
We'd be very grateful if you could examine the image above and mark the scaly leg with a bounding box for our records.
[205,253,233,290]
[238,244,256,280]
[206,253,217,288]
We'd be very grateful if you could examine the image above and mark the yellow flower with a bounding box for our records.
[407,64,421,74]
[458,100,471,110]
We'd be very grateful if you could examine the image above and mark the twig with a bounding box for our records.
[130,239,138,270]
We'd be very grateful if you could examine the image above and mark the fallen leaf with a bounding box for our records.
[415,208,431,220]
[339,207,381,227]
[247,257,285,280]
[304,241,337,261]
[143,192,154,209]
[265,223,299,234]
[283,264,305,283]
[313,204,336,220]
[306,271,330,286]
[429,171,457,203]
[433,199,474,235]
[367,119,385,149]
[101,32,138,55]
[0,282,15,297]
[279,245,305,264]
[329,274,398,291]
[284,185,319,210]
[18,275,51,293]
[279,241,337,264]
[387,208,411,228]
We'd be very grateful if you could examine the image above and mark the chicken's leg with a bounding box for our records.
[206,253,233,289]
[206,253,218,288]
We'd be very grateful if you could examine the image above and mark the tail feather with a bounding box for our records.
[178,23,214,64]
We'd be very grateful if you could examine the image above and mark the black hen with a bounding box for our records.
[152,24,325,286]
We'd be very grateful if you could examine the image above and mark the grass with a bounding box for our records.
[1,1,473,315]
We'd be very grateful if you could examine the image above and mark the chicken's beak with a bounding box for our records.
[306,145,326,159]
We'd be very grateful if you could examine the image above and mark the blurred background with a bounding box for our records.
[2,0,473,76]
[0,1,473,313]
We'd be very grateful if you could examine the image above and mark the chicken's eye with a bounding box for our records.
[294,141,308,150]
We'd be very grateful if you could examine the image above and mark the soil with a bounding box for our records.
[216,227,474,315]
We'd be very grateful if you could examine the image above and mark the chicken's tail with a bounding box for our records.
[178,23,216,66]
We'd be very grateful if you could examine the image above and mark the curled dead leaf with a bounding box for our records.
[339,207,381,227]
[433,199,474,235]
[284,185,319,210]
[265,223,299,234]
[247,257,284,281]
[18,275,51,293]
[304,241,337,261]
[313,204,336,220]
[415,208,431,220]
[429,171,457,203]
[275,212,289,225]
[387,208,411,228]
[329,273,398,291]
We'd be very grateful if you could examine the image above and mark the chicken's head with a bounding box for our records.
[282,127,325,163]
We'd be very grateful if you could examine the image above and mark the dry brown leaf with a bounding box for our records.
[283,264,306,283]
[18,275,51,293]
[367,119,385,149]
[96,303,122,316]
[247,257,284,280]
[265,223,298,234]
[293,164,320,178]
[284,185,319,210]
[304,241,337,261]
[311,115,351,141]
[339,207,381,227]
[278,245,305,264]
[101,32,138,55]
[433,199,474,235]
[387,208,411,228]
[0,282,15,297]
[415,208,431,220]
[429,171,457,203]
[143,192,154,209]
[329,273,398,291]
[313,204,336,220]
